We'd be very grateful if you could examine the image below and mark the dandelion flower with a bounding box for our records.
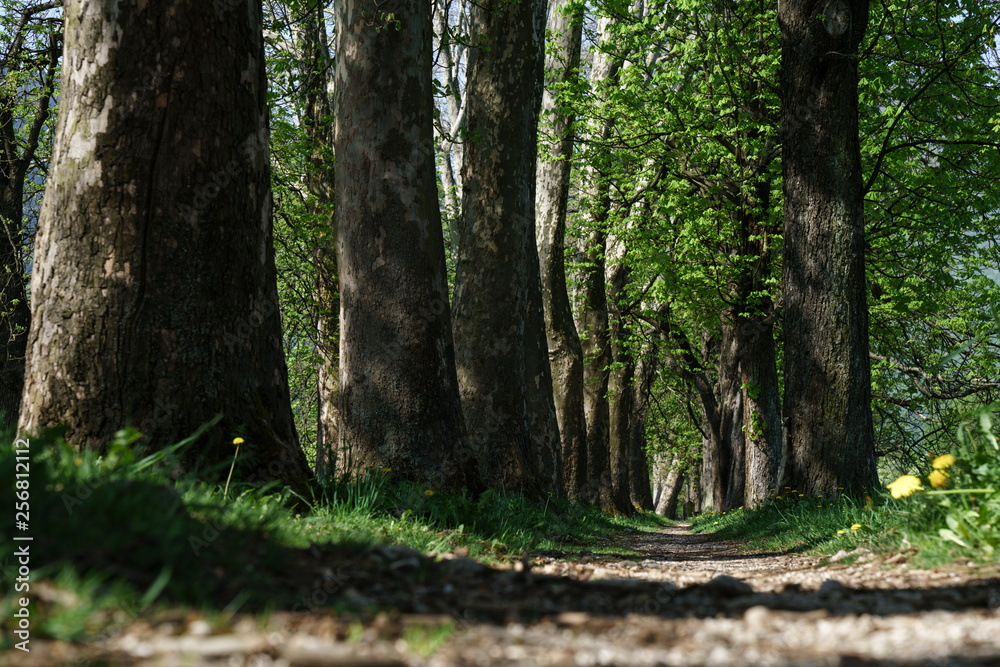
[837,529,846,535]
[928,469,949,488]
[382,467,392,473]
[932,454,956,470]
[233,437,245,445]
[851,523,863,532]
[887,475,923,499]
[424,489,434,496]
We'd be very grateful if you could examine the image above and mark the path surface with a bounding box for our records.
[14,524,1000,666]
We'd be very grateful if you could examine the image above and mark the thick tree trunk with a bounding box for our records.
[333,0,478,491]
[19,0,311,495]
[452,0,547,493]
[536,0,586,500]
[297,2,339,480]
[779,0,877,497]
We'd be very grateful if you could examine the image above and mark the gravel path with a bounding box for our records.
[12,524,1000,666]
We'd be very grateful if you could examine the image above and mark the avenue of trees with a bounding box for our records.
[1,0,998,514]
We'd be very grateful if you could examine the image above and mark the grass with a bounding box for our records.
[691,483,999,568]
[0,428,671,651]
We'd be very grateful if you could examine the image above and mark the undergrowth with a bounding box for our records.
[0,426,669,648]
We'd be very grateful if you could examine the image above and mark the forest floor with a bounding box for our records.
[12,523,1000,667]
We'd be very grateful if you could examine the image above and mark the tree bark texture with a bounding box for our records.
[536,0,587,500]
[333,0,479,491]
[779,0,877,497]
[452,0,548,493]
[19,0,311,495]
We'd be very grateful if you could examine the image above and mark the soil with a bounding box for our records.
[10,524,1000,667]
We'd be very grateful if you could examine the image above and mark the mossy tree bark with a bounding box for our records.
[334,0,479,491]
[18,0,311,495]
[779,0,877,497]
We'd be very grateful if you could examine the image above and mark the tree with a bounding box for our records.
[451,0,551,492]
[536,0,588,500]
[779,0,877,496]
[575,12,621,509]
[18,0,312,495]
[334,0,478,490]
[0,0,60,429]
[605,229,636,514]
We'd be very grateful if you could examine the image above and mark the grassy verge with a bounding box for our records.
[0,429,670,648]
[692,408,999,568]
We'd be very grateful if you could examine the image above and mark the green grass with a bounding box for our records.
[692,410,1000,568]
[691,483,999,568]
[0,429,670,650]
[691,491,900,557]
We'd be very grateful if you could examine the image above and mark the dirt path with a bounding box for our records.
[14,524,1000,666]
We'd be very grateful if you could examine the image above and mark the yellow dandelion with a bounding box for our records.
[931,454,956,470]
[928,469,949,488]
[233,437,244,445]
[851,523,863,532]
[776,496,782,500]
[424,489,434,496]
[74,457,83,466]
[887,475,923,499]
[837,529,846,535]
[382,467,392,473]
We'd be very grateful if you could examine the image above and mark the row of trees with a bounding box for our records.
[2,0,998,513]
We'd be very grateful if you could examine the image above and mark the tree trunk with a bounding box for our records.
[526,269,564,494]
[740,316,782,507]
[452,0,547,493]
[653,451,685,518]
[536,0,586,500]
[297,1,339,480]
[577,14,623,509]
[580,225,611,508]
[605,233,635,515]
[333,0,478,491]
[629,350,656,511]
[779,0,877,497]
[718,320,746,511]
[19,0,311,495]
